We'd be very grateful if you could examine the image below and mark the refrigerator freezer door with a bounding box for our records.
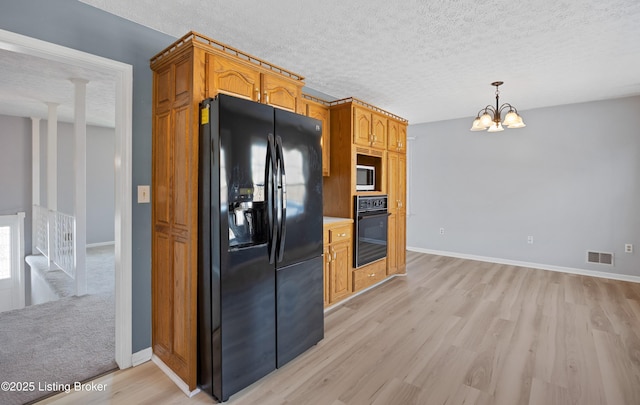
[273,109,324,268]
[276,256,324,367]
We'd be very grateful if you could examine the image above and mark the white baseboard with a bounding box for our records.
[87,241,115,248]
[407,246,640,284]
[152,354,201,398]
[131,347,152,367]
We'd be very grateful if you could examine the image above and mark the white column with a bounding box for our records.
[45,103,58,211]
[31,117,41,254]
[45,103,58,268]
[71,78,88,296]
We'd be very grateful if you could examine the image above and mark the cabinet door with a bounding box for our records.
[387,213,398,275]
[387,152,399,214]
[207,54,260,101]
[306,101,331,176]
[371,113,387,150]
[329,242,351,303]
[323,246,331,307]
[353,107,372,147]
[398,123,407,153]
[388,119,399,151]
[398,153,406,211]
[397,212,406,273]
[262,73,299,112]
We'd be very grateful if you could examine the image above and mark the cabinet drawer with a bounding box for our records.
[352,259,386,292]
[329,225,351,243]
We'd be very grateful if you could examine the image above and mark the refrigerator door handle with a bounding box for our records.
[275,135,287,263]
[266,133,278,264]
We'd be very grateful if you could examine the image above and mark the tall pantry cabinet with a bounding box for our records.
[150,32,305,390]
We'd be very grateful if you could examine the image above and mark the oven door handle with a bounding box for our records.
[357,212,391,220]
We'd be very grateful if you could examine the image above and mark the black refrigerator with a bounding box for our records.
[198,94,324,402]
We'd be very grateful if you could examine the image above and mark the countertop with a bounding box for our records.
[323,216,353,225]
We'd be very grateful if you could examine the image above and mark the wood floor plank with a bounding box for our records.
[563,302,608,405]
[36,252,640,405]
[593,329,640,405]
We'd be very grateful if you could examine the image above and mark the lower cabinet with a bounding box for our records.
[323,220,353,306]
[352,259,387,292]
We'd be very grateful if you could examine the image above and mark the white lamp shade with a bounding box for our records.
[487,122,504,132]
[479,113,493,127]
[502,111,519,126]
[470,117,487,131]
[507,115,526,128]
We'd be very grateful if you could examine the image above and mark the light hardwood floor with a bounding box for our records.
[37,252,640,404]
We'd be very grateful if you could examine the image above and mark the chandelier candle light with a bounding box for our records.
[470,81,526,132]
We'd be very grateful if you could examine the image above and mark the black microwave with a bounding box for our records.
[356,165,375,191]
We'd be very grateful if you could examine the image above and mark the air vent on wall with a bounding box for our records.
[587,251,614,265]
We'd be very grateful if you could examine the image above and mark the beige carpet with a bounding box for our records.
[0,246,117,405]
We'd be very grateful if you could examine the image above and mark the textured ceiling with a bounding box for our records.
[0,48,116,127]
[78,0,640,124]
[2,1,639,126]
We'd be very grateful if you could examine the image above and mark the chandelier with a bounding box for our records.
[470,81,526,132]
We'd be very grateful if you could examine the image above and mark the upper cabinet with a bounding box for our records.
[206,54,261,102]
[387,119,407,153]
[301,94,331,177]
[190,34,304,112]
[353,106,386,150]
[262,73,299,112]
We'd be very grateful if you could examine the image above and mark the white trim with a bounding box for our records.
[407,246,640,284]
[152,355,201,398]
[131,347,152,367]
[0,29,134,370]
[86,241,116,248]
[0,212,26,310]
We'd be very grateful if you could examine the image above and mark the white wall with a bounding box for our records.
[407,96,640,277]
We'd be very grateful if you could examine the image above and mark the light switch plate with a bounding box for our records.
[138,185,150,203]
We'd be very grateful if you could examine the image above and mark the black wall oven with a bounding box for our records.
[354,195,389,268]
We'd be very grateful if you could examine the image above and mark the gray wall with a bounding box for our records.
[0,114,116,254]
[407,95,640,277]
[47,121,115,245]
[0,0,176,351]
[0,115,32,253]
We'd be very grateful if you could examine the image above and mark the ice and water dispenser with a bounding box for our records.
[228,184,267,248]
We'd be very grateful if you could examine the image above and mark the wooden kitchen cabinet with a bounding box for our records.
[324,99,405,218]
[353,259,387,292]
[388,119,407,153]
[301,94,331,176]
[323,220,353,306]
[262,72,300,112]
[323,97,407,304]
[353,106,386,150]
[204,39,303,112]
[387,151,406,275]
[150,31,306,390]
[206,54,261,102]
